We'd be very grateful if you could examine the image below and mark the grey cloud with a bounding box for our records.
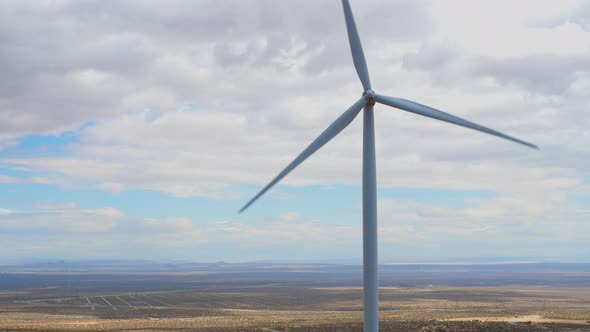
[403,42,590,95]
[1,0,587,201]
[536,2,590,31]
[0,0,432,139]
[572,3,590,30]
[403,43,458,71]
[401,42,467,86]
[472,54,590,95]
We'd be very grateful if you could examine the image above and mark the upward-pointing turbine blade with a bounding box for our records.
[239,98,368,213]
[373,94,538,149]
[342,0,371,91]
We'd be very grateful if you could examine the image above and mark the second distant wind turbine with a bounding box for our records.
[239,1,537,332]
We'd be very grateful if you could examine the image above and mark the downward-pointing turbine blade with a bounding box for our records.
[342,0,371,91]
[239,98,368,213]
[373,94,538,149]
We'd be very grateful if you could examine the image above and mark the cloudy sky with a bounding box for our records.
[1,0,589,262]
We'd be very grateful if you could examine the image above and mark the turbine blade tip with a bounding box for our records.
[519,140,538,150]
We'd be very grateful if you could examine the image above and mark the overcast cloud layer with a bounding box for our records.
[0,0,589,261]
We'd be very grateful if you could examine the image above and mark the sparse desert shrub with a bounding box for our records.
[420,325,447,332]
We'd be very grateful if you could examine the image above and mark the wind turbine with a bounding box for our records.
[239,1,537,331]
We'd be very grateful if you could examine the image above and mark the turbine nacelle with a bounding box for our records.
[362,89,376,105]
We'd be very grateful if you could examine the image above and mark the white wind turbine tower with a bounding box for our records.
[239,1,537,331]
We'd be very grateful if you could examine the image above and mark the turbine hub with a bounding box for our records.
[362,89,376,105]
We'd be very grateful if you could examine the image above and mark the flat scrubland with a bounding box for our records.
[0,261,589,331]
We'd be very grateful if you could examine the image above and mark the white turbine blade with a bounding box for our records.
[239,98,368,213]
[374,94,538,149]
[342,0,371,91]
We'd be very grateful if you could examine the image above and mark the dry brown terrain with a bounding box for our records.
[1,261,589,331]
[1,286,589,331]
